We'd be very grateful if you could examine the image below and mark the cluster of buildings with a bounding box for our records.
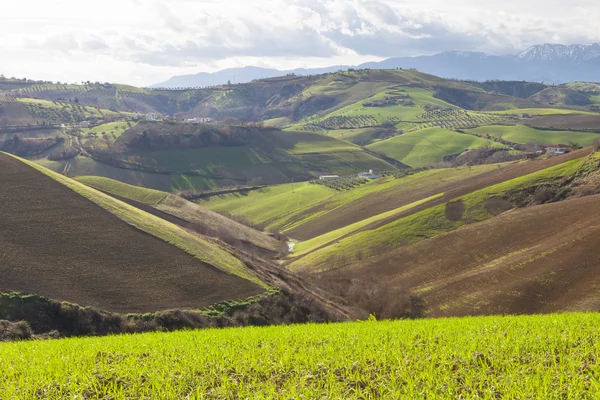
[185,117,213,124]
[524,145,572,159]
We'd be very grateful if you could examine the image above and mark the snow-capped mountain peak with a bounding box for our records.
[517,43,600,62]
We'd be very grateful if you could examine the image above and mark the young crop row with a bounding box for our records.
[317,115,381,129]
[2,313,600,398]
[409,112,509,132]
[310,176,368,191]
[117,90,149,98]
[16,85,89,94]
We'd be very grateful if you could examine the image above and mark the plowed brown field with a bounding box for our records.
[288,148,593,241]
[527,115,600,130]
[330,194,600,317]
[0,153,262,313]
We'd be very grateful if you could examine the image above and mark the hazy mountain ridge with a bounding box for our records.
[153,43,600,88]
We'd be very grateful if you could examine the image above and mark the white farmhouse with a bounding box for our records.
[545,145,570,156]
[358,169,381,179]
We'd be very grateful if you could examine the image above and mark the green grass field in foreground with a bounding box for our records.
[2,313,600,398]
[466,124,599,146]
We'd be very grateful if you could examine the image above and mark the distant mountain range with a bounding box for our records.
[151,43,600,88]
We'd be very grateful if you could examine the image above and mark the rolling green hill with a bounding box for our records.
[288,150,589,272]
[200,163,502,235]
[367,128,506,167]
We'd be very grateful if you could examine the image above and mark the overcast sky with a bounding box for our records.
[1,0,599,86]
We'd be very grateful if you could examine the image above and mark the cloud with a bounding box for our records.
[3,0,600,84]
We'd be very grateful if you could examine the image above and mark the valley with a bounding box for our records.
[3,69,600,398]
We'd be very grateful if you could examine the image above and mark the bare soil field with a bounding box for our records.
[0,153,263,313]
[328,194,600,317]
[526,115,600,130]
[288,148,593,241]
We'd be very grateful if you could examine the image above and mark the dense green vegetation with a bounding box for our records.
[3,313,600,398]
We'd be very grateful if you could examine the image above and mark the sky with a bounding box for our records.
[1,0,600,86]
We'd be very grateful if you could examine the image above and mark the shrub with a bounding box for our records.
[0,320,33,341]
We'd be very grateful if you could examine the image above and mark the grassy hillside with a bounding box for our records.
[75,175,168,205]
[201,182,337,231]
[367,128,505,167]
[76,176,282,253]
[3,313,600,398]
[0,152,265,313]
[202,164,502,237]
[289,154,586,272]
[291,193,444,256]
[466,124,599,145]
[334,193,600,317]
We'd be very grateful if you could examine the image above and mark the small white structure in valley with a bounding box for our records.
[145,113,159,121]
[319,175,340,180]
[358,169,381,179]
[545,145,570,156]
[185,117,213,124]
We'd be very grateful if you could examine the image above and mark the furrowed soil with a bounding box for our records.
[526,114,600,130]
[0,153,263,313]
[330,194,600,317]
[287,147,593,241]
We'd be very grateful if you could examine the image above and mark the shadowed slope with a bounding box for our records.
[0,153,263,313]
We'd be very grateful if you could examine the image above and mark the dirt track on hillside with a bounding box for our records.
[326,193,600,317]
[0,153,262,313]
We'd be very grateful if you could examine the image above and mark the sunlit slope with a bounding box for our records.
[3,313,600,398]
[289,152,588,271]
[75,176,282,253]
[367,128,505,168]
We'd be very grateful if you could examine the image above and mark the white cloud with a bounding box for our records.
[1,0,599,85]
